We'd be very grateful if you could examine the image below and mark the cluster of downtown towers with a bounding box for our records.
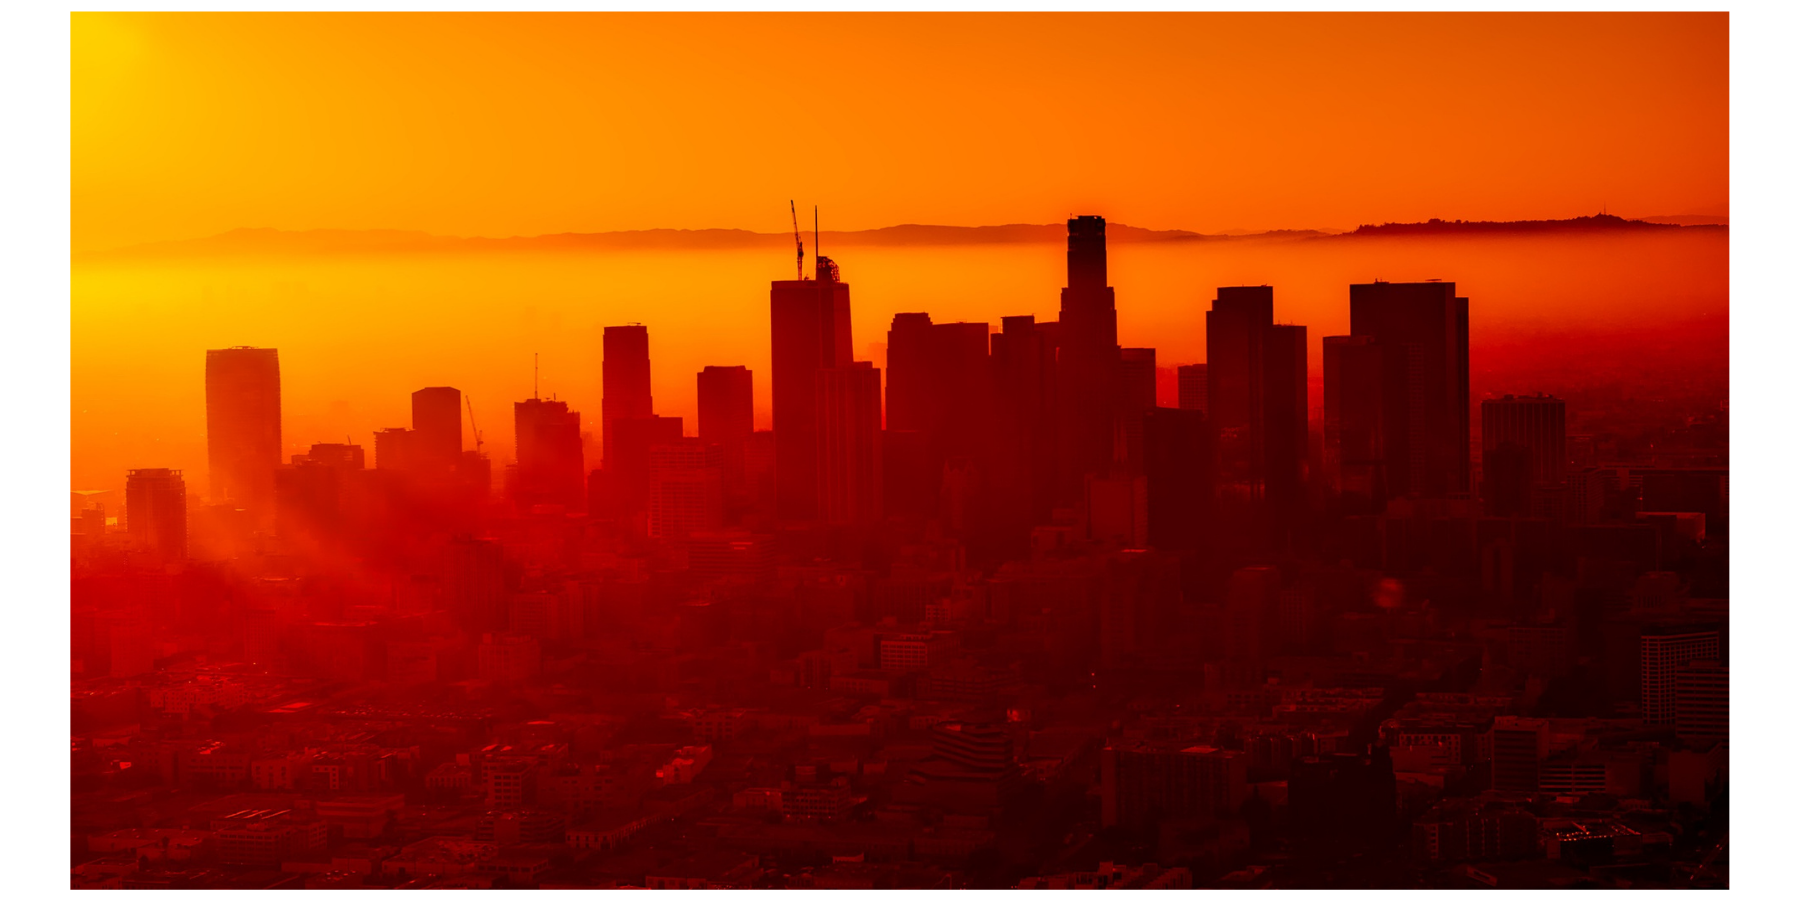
[161,217,1481,563]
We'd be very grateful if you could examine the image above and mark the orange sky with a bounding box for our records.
[72,12,1727,252]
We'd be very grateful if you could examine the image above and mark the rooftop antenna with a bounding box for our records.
[790,200,804,281]
[534,353,539,400]
[814,205,819,268]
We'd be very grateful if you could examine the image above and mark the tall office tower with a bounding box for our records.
[989,315,1058,538]
[1143,408,1213,553]
[513,398,585,511]
[697,365,754,508]
[1262,324,1308,518]
[603,325,653,465]
[815,362,883,526]
[1482,394,1567,517]
[1349,281,1471,498]
[647,438,725,539]
[1482,443,1531,518]
[1206,286,1273,488]
[1177,363,1208,413]
[1056,216,1122,503]
[126,468,187,563]
[276,443,367,543]
[1489,716,1551,792]
[1676,661,1729,744]
[1323,335,1389,510]
[411,387,463,476]
[443,536,507,632]
[771,255,854,520]
[374,427,415,473]
[886,313,937,434]
[609,415,685,521]
[884,313,991,513]
[1119,347,1158,472]
[744,430,778,514]
[205,347,282,513]
[1641,630,1721,726]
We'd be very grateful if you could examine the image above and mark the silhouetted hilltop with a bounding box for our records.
[79,214,1722,263]
[1348,213,1722,236]
[78,223,1319,263]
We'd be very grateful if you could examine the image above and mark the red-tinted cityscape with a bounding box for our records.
[69,11,1731,892]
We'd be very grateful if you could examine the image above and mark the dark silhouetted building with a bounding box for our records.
[275,443,365,544]
[1177,363,1208,413]
[1323,335,1390,511]
[374,427,414,473]
[412,387,463,476]
[816,362,883,527]
[604,414,685,523]
[648,438,725,539]
[513,398,585,511]
[698,365,753,508]
[771,256,854,521]
[1101,742,1247,831]
[1206,289,1306,528]
[1207,286,1272,484]
[1120,347,1157,472]
[1143,408,1213,553]
[1482,394,1566,518]
[989,315,1058,541]
[885,313,991,516]
[603,325,653,465]
[205,346,282,513]
[1349,281,1470,499]
[1056,216,1121,504]
[1262,324,1307,517]
[126,468,187,563]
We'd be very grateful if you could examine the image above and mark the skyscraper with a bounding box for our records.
[513,398,585,511]
[648,438,725,539]
[884,313,991,514]
[608,414,684,522]
[1056,216,1121,503]
[771,256,854,521]
[374,427,414,473]
[1262,324,1308,518]
[1143,408,1213,553]
[1204,289,1306,524]
[205,347,282,513]
[603,325,653,466]
[411,387,463,476]
[1482,394,1567,517]
[126,468,187,563]
[1349,281,1471,499]
[1206,286,1273,488]
[1322,335,1389,510]
[1177,363,1208,413]
[1119,347,1158,473]
[989,315,1058,540]
[815,362,883,526]
[697,365,753,508]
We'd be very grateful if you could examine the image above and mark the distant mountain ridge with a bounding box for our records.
[78,214,1722,263]
[1350,213,1724,236]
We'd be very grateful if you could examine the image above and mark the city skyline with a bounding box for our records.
[66,9,1734,892]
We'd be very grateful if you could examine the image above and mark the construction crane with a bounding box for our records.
[790,200,804,280]
[466,395,484,454]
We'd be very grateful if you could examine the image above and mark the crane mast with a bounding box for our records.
[789,200,804,280]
